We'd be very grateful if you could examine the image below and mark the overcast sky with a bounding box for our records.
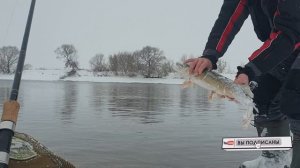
[0,0,262,69]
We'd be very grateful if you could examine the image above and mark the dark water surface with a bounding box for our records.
[0,80,259,168]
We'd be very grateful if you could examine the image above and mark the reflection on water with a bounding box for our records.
[0,80,258,168]
[108,84,174,124]
[61,82,78,122]
[0,87,10,99]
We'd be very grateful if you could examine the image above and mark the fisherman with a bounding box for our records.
[185,0,300,167]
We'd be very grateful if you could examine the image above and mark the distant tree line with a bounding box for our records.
[55,44,175,78]
[105,46,174,78]
[0,44,231,77]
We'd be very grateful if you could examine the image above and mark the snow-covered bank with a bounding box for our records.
[0,69,236,84]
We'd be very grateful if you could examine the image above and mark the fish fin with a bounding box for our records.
[209,92,228,101]
[181,80,193,89]
[208,91,214,101]
[228,97,239,103]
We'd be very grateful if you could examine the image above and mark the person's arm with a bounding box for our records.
[202,0,250,69]
[244,0,300,78]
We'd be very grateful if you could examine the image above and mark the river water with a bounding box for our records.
[0,79,258,168]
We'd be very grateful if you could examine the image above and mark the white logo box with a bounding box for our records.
[222,136,292,151]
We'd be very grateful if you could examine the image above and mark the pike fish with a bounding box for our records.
[178,67,256,128]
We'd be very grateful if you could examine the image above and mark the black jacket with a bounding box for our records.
[203,0,300,77]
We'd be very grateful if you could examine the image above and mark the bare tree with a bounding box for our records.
[90,53,108,72]
[108,52,139,76]
[107,46,168,78]
[136,46,166,78]
[55,44,79,73]
[0,46,19,74]
[159,60,175,77]
[119,52,139,76]
[108,54,119,75]
[117,52,131,75]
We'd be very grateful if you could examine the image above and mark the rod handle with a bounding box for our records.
[1,101,20,124]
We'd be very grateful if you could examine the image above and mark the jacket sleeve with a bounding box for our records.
[245,0,300,76]
[202,0,250,69]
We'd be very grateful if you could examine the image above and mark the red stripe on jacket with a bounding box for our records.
[216,0,247,53]
[248,31,282,61]
[274,9,280,17]
[295,42,300,50]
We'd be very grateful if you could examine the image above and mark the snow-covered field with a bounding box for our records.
[0,69,236,84]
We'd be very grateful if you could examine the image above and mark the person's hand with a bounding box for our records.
[234,73,249,85]
[184,57,213,75]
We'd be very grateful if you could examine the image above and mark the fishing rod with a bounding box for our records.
[0,0,36,167]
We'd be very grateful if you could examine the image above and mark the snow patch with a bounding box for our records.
[0,69,236,85]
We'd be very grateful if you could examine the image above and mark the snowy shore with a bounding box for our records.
[0,69,236,85]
